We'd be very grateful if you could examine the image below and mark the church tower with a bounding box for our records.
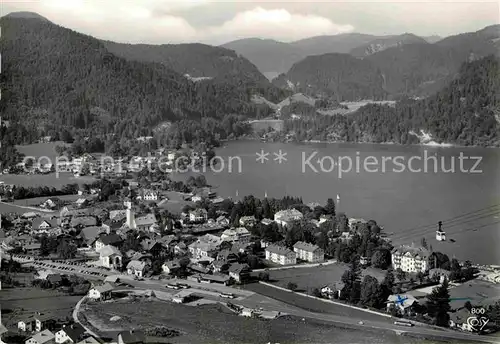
[126,202,136,230]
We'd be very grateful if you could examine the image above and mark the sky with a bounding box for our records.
[2,0,499,45]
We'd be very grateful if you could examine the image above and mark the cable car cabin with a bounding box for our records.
[435,221,446,241]
[436,230,446,241]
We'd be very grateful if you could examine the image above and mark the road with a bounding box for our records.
[73,296,101,339]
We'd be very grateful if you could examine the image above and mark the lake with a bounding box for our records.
[180,141,500,265]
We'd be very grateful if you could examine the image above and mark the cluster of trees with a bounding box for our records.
[32,274,91,295]
[0,122,26,168]
[339,259,395,309]
[39,236,77,258]
[0,184,78,200]
[273,53,388,101]
[338,258,454,328]
[426,278,451,326]
[282,57,500,147]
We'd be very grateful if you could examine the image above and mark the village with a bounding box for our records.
[1,149,500,344]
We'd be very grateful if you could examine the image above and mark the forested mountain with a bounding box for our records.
[221,38,305,77]
[272,53,387,100]
[102,41,273,89]
[0,14,286,143]
[290,33,381,56]
[283,56,500,147]
[349,33,428,58]
[273,25,499,100]
[423,35,442,44]
[222,33,387,77]
[364,25,500,97]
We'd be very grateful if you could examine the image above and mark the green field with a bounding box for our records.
[267,263,386,292]
[0,287,81,329]
[0,173,95,188]
[16,141,69,162]
[158,191,195,214]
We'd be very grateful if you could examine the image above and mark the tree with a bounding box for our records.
[258,272,270,282]
[430,252,450,270]
[396,268,407,282]
[324,198,336,216]
[449,258,462,281]
[464,301,472,312]
[371,249,391,269]
[57,240,76,259]
[382,269,395,290]
[421,237,428,249]
[360,275,384,308]
[462,260,475,281]
[287,282,298,291]
[341,259,361,304]
[312,288,322,298]
[426,278,451,327]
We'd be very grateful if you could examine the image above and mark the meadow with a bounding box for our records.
[0,287,81,329]
[266,263,386,292]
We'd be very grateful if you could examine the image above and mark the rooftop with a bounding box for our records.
[392,244,430,259]
[266,245,295,256]
[29,329,55,344]
[99,245,122,257]
[293,241,322,253]
[98,233,123,245]
[94,282,114,293]
[127,260,148,271]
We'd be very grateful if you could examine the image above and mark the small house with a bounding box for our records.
[126,260,149,278]
[239,216,256,227]
[228,263,250,283]
[449,309,474,332]
[172,290,193,304]
[189,209,208,223]
[95,233,123,252]
[55,324,85,343]
[88,283,114,301]
[162,260,181,275]
[117,330,145,344]
[386,294,419,316]
[25,329,55,344]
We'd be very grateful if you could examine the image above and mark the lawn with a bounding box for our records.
[449,279,500,306]
[266,263,386,292]
[83,298,429,344]
[158,191,194,214]
[11,194,81,207]
[16,141,69,162]
[0,287,81,329]
[0,174,96,188]
[0,194,84,214]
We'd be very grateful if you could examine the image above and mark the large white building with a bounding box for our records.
[189,208,208,223]
[274,209,303,227]
[98,245,123,269]
[221,227,251,244]
[391,244,430,273]
[293,241,324,263]
[188,234,223,259]
[265,245,297,265]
